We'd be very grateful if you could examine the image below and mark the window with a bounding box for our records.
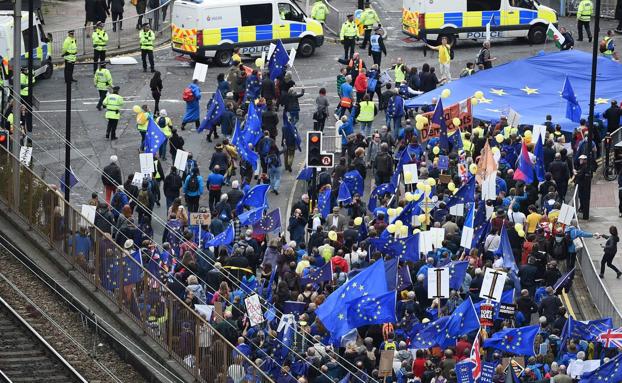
[278,3,304,22]
[240,4,272,26]
[466,0,501,11]
[512,0,535,9]
[22,27,40,51]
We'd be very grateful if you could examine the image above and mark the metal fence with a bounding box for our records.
[566,0,617,17]
[0,147,272,383]
[47,0,173,63]
[571,185,622,326]
[324,1,347,36]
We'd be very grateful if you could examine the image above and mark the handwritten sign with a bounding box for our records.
[244,294,265,327]
[421,99,473,141]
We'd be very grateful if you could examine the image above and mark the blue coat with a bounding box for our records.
[182,83,202,123]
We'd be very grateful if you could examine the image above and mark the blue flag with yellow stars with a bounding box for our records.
[301,262,332,285]
[448,260,469,291]
[337,181,352,204]
[197,90,224,133]
[232,119,259,172]
[482,324,539,356]
[562,76,582,123]
[206,224,234,247]
[297,166,313,181]
[102,256,120,291]
[446,175,476,208]
[268,40,289,81]
[495,225,518,273]
[344,170,364,196]
[144,117,166,154]
[533,135,546,182]
[579,353,622,383]
[283,117,302,151]
[241,101,263,146]
[123,250,143,285]
[560,316,613,351]
[318,188,332,218]
[368,183,395,212]
[238,205,266,226]
[59,167,79,194]
[252,208,281,234]
[346,290,397,329]
[236,183,270,213]
[315,259,388,344]
[432,98,450,151]
[385,258,413,291]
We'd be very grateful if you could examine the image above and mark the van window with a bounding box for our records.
[278,3,304,22]
[511,0,535,9]
[22,27,40,51]
[241,4,273,26]
[466,0,501,11]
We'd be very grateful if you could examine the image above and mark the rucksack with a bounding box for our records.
[138,190,150,207]
[260,139,272,157]
[111,192,123,211]
[187,175,199,192]
[477,48,487,65]
[157,116,167,128]
[551,237,567,260]
[182,87,195,102]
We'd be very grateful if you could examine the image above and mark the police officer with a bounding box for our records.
[62,30,78,83]
[577,0,593,42]
[94,62,113,111]
[311,0,329,24]
[359,2,380,49]
[139,23,155,73]
[575,154,592,219]
[368,26,386,67]
[19,67,34,99]
[103,86,124,140]
[340,14,357,61]
[92,21,109,73]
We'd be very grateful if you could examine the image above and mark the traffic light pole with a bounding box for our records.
[12,0,22,210]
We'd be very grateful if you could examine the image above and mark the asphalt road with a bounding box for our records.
[25,1,620,237]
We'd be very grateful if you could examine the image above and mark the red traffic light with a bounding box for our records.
[310,134,320,143]
[0,133,6,143]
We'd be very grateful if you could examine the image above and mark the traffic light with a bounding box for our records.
[0,129,7,149]
[307,131,322,167]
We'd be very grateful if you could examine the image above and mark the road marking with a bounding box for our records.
[82,99,184,105]
[561,290,576,319]
[37,109,89,113]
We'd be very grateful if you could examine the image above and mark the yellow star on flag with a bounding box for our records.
[479,97,493,104]
[490,88,506,96]
[595,97,609,105]
[521,86,538,95]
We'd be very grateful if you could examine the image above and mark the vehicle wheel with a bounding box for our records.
[528,25,547,44]
[298,37,315,58]
[214,49,233,66]
[40,59,53,79]
[437,33,456,47]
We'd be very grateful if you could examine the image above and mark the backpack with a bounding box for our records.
[187,175,199,193]
[477,48,487,65]
[551,237,567,260]
[157,116,167,128]
[111,192,123,212]
[260,139,272,157]
[138,190,150,207]
[266,153,280,169]
[182,87,195,102]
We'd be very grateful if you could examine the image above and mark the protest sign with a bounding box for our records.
[480,268,507,302]
[421,99,473,140]
[244,294,265,327]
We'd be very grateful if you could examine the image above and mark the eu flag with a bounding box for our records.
[315,259,388,343]
[410,297,479,348]
[384,257,399,290]
[346,290,397,328]
[397,264,412,291]
[268,40,289,81]
[561,316,613,345]
[410,315,452,348]
[233,119,260,172]
[206,224,234,247]
[241,102,263,146]
[344,170,364,196]
[357,220,369,242]
[123,250,143,285]
[318,188,332,218]
[513,141,535,184]
[553,267,575,293]
[297,166,313,181]
[446,175,476,208]
[283,117,302,151]
[237,184,270,213]
[238,205,266,226]
[482,325,539,356]
[337,181,352,204]
[197,90,225,133]
[59,167,79,194]
[102,257,119,291]
[144,117,167,154]
[495,225,518,273]
[283,301,307,315]
[579,353,622,383]
[432,99,449,151]
[533,135,546,182]
[301,262,332,285]
[252,208,281,234]
[562,76,582,123]
[369,183,395,212]
[448,260,469,291]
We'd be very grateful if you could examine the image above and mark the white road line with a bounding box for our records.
[37,109,90,113]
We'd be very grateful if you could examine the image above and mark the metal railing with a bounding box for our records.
[324,1,348,36]
[566,0,616,17]
[47,0,173,63]
[571,185,622,326]
[0,147,272,383]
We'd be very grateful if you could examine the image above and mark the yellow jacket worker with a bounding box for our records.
[426,36,452,83]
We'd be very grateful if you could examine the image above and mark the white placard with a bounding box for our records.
[482,174,496,201]
[461,226,474,249]
[173,150,189,172]
[140,152,155,175]
[532,124,547,144]
[419,230,434,254]
[486,205,494,219]
[131,172,144,187]
[81,204,96,225]
[403,163,419,185]
[19,146,32,166]
[287,48,297,67]
[567,359,600,379]
[427,267,450,299]
[195,304,214,321]
[430,227,445,248]
[267,43,276,61]
[192,63,209,82]
[507,108,521,128]
[260,51,266,69]
[479,268,507,302]
[558,203,576,225]
[244,294,265,327]
[449,203,464,217]
[485,21,491,41]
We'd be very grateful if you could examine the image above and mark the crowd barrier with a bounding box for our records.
[566,0,617,17]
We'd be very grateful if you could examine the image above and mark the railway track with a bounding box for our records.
[0,297,87,383]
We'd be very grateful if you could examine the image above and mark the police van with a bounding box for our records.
[172,0,324,66]
[402,0,557,45]
[0,11,53,79]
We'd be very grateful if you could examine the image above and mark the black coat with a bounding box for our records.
[616,0,622,20]
[94,0,110,23]
[108,0,124,13]
[163,172,182,199]
[85,0,97,22]
[102,163,122,186]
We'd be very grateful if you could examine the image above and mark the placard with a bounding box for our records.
[19,146,32,166]
[567,359,600,378]
[378,350,395,377]
[173,150,189,172]
[192,63,208,82]
[480,362,497,383]
[131,172,144,187]
[480,268,507,302]
[427,267,450,299]
[421,230,434,253]
[438,155,449,170]
[498,303,516,319]
[139,152,155,175]
[430,227,445,248]
[461,225,474,249]
[403,163,419,184]
[450,203,464,217]
[532,124,547,143]
[421,99,473,140]
[81,204,96,225]
[456,360,475,383]
[502,358,524,377]
[480,302,494,327]
[287,48,297,67]
[190,212,210,226]
[507,108,521,128]
[195,304,214,321]
[558,203,576,225]
[244,294,265,327]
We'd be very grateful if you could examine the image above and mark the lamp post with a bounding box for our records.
[12,0,22,209]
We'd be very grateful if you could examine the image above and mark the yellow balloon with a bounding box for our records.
[328,231,337,241]
[395,207,404,215]
[469,163,478,174]
[452,118,461,127]
[471,97,479,106]
[416,182,425,191]
[132,105,142,113]
[400,226,409,236]
[514,223,523,232]
[427,177,436,187]
[474,91,484,99]
[452,188,458,195]
[413,228,421,235]
[387,208,396,216]
[441,89,451,99]
[404,171,413,183]
[432,146,440,155]
[417,214,427,223]
[387,224,396,233]
[413,191,422,200]
[416,121,424,130]
[415,114,425,123]
[517,229,526,238]
[448,182,456,191]
[492,147,500,155]
[395,220,403,228]
[354,217,363,226]
[405,192,414,202]
[255,57,264,68]
[420,117,428,125]
[424,184,432,193]
[495,134,504,144]
[524,130,532,137]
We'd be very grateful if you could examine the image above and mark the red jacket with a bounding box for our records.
[354,73,368,94]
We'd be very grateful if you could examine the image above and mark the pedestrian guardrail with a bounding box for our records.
[324,1,348,37]
[0,146,272,383]
[566,0,616,17]
[47,1,173,63]
[571,185,622,326]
